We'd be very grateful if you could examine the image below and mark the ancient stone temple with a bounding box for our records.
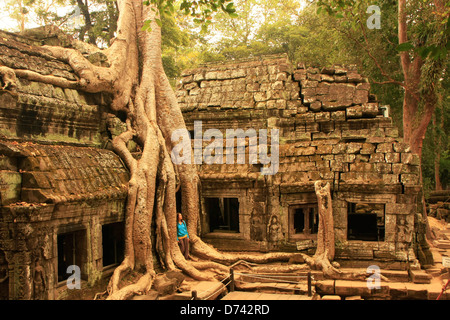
[0,27,430,300]
[0,29,129,299]
[177,55,427,269]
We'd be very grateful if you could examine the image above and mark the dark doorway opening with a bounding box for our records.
[57,230,87,282]
[205,197,240,233]
[102,222,125,267]
[347,203,385,241]
[289,204,318,238]
[293,209,305,234]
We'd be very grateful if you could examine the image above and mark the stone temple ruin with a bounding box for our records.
[0,28,432,300]
[177,55,430,269]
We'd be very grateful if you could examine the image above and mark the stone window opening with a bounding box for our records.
[347,203,385,241]
[102,222,125,268]
[205,197,240,233]
[289,204,319,239]
[57,230,87,283]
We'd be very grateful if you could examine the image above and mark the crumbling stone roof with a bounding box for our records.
[0,140,129,205]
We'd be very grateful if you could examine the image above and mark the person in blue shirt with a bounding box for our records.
[177,213,190,260]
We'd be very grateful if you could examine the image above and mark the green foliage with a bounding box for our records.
[316,0,450,61]
[143,0,237,33]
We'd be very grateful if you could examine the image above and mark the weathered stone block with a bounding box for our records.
[332,143,347,154]
[400,174,420,185]
[347,72,363,82]
[322,99,353,110]
[334,75,347,82]
[385,153,401,163]
[393,142,410,153]
[327,111,342,122]
[375,163,392,174]
[329,83,356,96]
[276,72,288,81]
[334,66,347,75]
[307,73,321,81]
[382,174,399,184]
[347,142,363,154]
[246,82,260,92]
[361,103,379,117]
[353,89,369,104]
[315,112,330,122]
[346,105,362,118]
[369,153,385,163]
[300,80,318,88]
[216,70,232,80]
[401,153,420,166]
[309,101,322,112]
[293,69,307,81]
[301,87,316,98]
[231,68,246,78]
[409,269,432,284]
[376,142,393,153]
[205,71,217,80]
[360,143,375,155]
[294,146,316,156]
[320,74,334,82]
[316,82,330,95]
[271,80,284,90]
[350,163,375,172]
[385,127,399,138]
[316,144,333,154]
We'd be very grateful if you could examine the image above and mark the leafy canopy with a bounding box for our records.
[142,0,237,33]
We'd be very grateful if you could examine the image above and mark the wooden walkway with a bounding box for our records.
[222,291,313,300]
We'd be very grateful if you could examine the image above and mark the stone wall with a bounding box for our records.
[177,54,424,269]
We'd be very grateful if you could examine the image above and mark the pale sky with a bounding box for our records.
[0,0,79,32]
[0,0,309,42]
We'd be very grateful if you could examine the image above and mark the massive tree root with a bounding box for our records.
[1,1,388,300]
